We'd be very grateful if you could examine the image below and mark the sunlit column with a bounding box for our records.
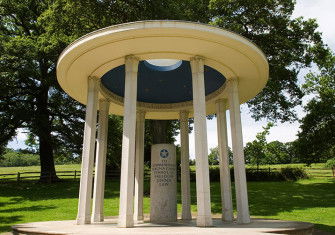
[77,77,99,225]
[190,56,212,227]
[118,55,139,227]
[92,98,110,222]
[228,79,250,224]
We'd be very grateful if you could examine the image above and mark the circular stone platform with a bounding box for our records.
[12,218,314,235]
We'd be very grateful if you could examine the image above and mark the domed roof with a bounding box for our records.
[57,20,268,119]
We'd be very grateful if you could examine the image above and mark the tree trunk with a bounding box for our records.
[36,87,59,183]
[151,120,171,144]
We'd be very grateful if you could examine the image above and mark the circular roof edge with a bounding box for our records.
[56,20,269,120]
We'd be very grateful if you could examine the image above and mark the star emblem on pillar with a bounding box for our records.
[160,149,169,158]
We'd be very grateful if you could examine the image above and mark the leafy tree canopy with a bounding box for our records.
[209,0,326,122]
[296,48,335,164]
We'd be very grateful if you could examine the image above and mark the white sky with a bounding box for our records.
[7,0,335,157]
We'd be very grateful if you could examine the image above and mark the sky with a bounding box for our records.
[7,0,335,158]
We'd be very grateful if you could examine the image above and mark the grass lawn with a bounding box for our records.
[0,176,334,233]
[0,164,81,180]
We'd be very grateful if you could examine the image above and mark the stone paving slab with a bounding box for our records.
[12,218,314,235]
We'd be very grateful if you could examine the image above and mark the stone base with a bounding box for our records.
[12,217,314,235]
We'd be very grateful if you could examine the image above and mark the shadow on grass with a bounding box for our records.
[1,179,334,217]
[205,179,335,216]
[0,180,120,203]
[0,178,334,232]
[0,205,56,213]
[313,223,335,234]
[0,215,22,233]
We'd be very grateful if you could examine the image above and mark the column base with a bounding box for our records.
[91,214,104,223]
[237,216,251,224]
[222,209,234,222]
[181,211,192,220]
[76,216,91,225]
[118,215,134,228]
[134,215,144,221]
[196,215,213,227]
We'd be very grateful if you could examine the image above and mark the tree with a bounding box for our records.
[296,47,335,164]
[209,0,325,122]
[208,146,233,165]
[265,141,292,164]
[0,0,86,182]
[244,122,274,168]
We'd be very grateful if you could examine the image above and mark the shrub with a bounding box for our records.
[325,158,335,177]
[325,158,335,169]
[0,152,40,167]
[187,166,307,182]
[280,167,308,181]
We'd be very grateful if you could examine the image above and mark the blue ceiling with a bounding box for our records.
[101,60,226,104]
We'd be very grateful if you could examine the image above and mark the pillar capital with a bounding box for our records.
[88,75,100,82]
[136,110,146,120]
[215,99,229,111]
[227,78,239,89]
[179,110,189,122]
[190,56,205,74]
[190,55,205,62]
[125,55,140,73]
[98,97,109,104]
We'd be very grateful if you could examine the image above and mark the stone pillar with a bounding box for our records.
[216,99,234,221]
[134,110,146,221]
[92,99,110,222]
[179,111,192,220]
[190,56,212,227]
[77,77,99,225]
[228,79,250,224]
[118,55,139,228]
[150,144,177,223]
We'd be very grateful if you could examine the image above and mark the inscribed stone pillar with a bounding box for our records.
[150,144,177,223]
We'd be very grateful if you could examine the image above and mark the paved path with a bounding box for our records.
[12,217,314,235]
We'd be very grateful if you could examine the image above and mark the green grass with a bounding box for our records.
[0,164,81,180]
[0,164,334,233]
[0,177,334,233]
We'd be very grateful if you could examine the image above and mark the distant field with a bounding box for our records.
[0,163,333,181]
[0,164,81,180]
[197,163,333,177]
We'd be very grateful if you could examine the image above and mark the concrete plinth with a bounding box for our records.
[150,144,177,223]
[12,218,314,235]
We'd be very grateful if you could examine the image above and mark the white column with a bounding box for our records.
[92,99,110,222]
[190,56,212,227]
[179,111,192,220]
[77,77,99,225]
[216,99,234,221]
[118,55,139,228]
[134,110,146,221]
[228,79,250,224]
